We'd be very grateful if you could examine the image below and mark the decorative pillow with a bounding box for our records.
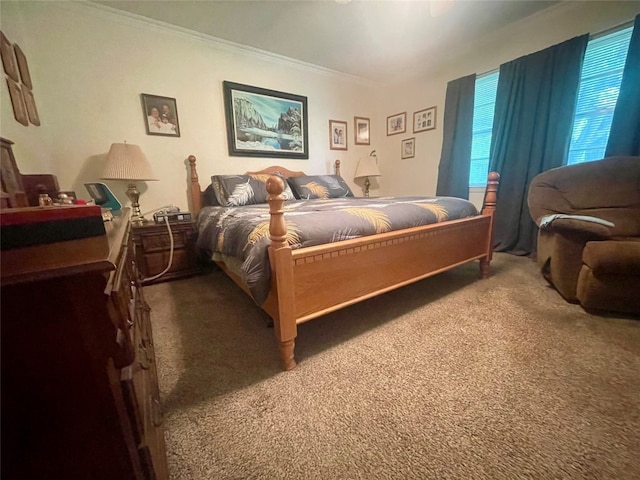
[203,184,220,206]
[211,173,295,207]
[287,175,354,199]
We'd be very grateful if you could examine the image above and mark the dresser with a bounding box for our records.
[1,208,169,479]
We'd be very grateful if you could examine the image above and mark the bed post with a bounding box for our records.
[188,155,202,215]
[335,159,341,176]
[479,171,499,278]
[266,175,298,370]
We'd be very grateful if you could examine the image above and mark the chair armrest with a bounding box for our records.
[538,214,613,239]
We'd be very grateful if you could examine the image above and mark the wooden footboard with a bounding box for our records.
[265,172,499,370]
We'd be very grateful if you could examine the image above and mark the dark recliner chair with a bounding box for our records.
[527,156,640,315]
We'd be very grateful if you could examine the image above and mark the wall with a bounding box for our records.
[1,1,639,212]
[0,1,378,211]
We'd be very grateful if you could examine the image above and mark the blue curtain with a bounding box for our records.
[435,74,475,199]
[605,14,640,157]
[488,34,589,255]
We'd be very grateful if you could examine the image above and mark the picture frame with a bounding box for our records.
[6,78,28,126]
[401,137,415,159]
[223,81,309,159]
[141,93,180,137]
[0,31,18,82]
[13,44,33,89]
[354,116,370,145]
[413,106,437,133]
[329,119,348,151]
[387,112,406,136]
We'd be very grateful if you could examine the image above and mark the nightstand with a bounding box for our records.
[131,218,200,285]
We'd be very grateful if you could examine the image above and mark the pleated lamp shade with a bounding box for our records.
[102,142,158,181]
[354,155,382,180]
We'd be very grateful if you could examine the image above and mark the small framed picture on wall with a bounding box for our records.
[387,112,406,136]
[401,137,415,159]
[329,119,348,150]
[141,93,180,137]
[413,106,437,133]
[354,116,370,145]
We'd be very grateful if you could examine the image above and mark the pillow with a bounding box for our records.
[287,175,354,199]
[203,184,220,206]
[211,173,295,207]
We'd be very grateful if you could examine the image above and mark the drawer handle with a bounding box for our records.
[152,396,163,427]
[138,346,151,369]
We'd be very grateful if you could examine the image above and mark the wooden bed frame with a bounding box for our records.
[188,156,499,370]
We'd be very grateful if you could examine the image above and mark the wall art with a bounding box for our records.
[387,112,406,136]
[413,106,437,133]
[223,81,308,159]
[329,119,348,151]
[141,93,180,137]
[401,137,415,159]
[354,116,370,145]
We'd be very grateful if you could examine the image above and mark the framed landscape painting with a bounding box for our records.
[223,81,309,159]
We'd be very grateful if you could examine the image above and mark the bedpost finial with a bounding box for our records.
[266,175,285,196]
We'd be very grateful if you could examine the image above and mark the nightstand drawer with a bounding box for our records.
[141,229,189,252]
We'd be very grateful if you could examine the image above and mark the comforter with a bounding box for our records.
[196,196,478,305]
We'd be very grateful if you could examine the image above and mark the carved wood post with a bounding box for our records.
[266,175,297,370]
[188,155,202,215]
[480,171,500,278]
[335,159,341,176]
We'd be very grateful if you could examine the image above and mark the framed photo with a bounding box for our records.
[354,116,370,145]
[13,44,33,89]
[141,93,180,137]
[6,78,28,126]
[0,31,19,82]
[329,119,348,151]
[223,81,308,159]
[387,112,406,136]
[401,137,415,159]
[22,88,40,126]
[413,106,437,133]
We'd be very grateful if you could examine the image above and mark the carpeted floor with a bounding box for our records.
[146,253,640,479]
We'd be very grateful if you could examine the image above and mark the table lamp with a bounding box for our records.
[354,150,382,197]
[101,142,158,224]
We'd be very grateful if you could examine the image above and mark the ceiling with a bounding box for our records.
[92,0,560,84]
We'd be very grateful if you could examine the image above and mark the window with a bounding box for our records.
[468,24,633,186]
[469,71,499,187]
[567,26,633,164]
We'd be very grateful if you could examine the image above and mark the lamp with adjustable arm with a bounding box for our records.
[101,141,158,225]
[354,150,382,198]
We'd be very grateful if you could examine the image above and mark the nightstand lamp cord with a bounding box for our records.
[141,215,174,283]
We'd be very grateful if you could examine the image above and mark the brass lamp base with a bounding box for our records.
[363,176,371,198]
[125,182,147,225]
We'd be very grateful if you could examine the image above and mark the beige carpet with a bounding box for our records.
[146,253,640,479]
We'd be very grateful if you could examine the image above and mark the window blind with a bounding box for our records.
[567,26,633,165]
[469,70,499,187]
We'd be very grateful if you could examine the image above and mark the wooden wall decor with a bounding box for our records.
[0,31,19,82]
[1,32,39,127]
[23,88,40,126]
[13,44,32,89]
[6,78,29,126]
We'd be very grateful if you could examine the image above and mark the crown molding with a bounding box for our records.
[59,1,376,87]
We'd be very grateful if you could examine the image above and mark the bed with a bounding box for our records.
[188,156,499,370]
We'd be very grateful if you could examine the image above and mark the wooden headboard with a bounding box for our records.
[187,156,342,215]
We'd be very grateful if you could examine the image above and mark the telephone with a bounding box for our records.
[152,205,192,224]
